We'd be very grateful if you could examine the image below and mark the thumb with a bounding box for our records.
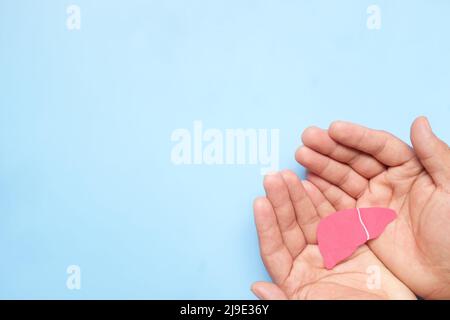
[251,281,288,300]
[410,116,450,189]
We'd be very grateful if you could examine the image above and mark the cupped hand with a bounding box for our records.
[252,171,416,300]
[296,116,450,299]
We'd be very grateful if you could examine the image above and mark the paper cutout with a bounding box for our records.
[317,207,396,269]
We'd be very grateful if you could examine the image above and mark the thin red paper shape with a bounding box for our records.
[317,207,396,269]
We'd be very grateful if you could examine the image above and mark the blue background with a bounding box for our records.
[0,0,449,299]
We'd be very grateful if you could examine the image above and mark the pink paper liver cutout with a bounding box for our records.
[317,207,396,269]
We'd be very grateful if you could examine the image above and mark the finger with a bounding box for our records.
[296,146,368,198]
[307,173,357,210]
[302,126,386,178]
[263,174,306,257]
[251,281,288,300]
[279,170,320,243]
[253,197,293,284]
[301,180,336,217]
[329,121,414,167]
[411,116,450,190]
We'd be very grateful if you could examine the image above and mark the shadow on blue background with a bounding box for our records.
[0,0,449,298]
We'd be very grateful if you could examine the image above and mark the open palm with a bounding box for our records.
[252,171,415,300]
[296,117,450,299]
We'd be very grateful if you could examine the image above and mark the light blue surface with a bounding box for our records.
[0,0,449,299]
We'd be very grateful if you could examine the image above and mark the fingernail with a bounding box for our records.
[251,286,265,300]
[423,117,431,131]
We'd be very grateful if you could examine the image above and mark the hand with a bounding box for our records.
[252,171,416,300]
[296,116,450,299]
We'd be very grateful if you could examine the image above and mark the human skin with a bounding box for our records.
[296,116,450,299]
[252,171,416,300]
